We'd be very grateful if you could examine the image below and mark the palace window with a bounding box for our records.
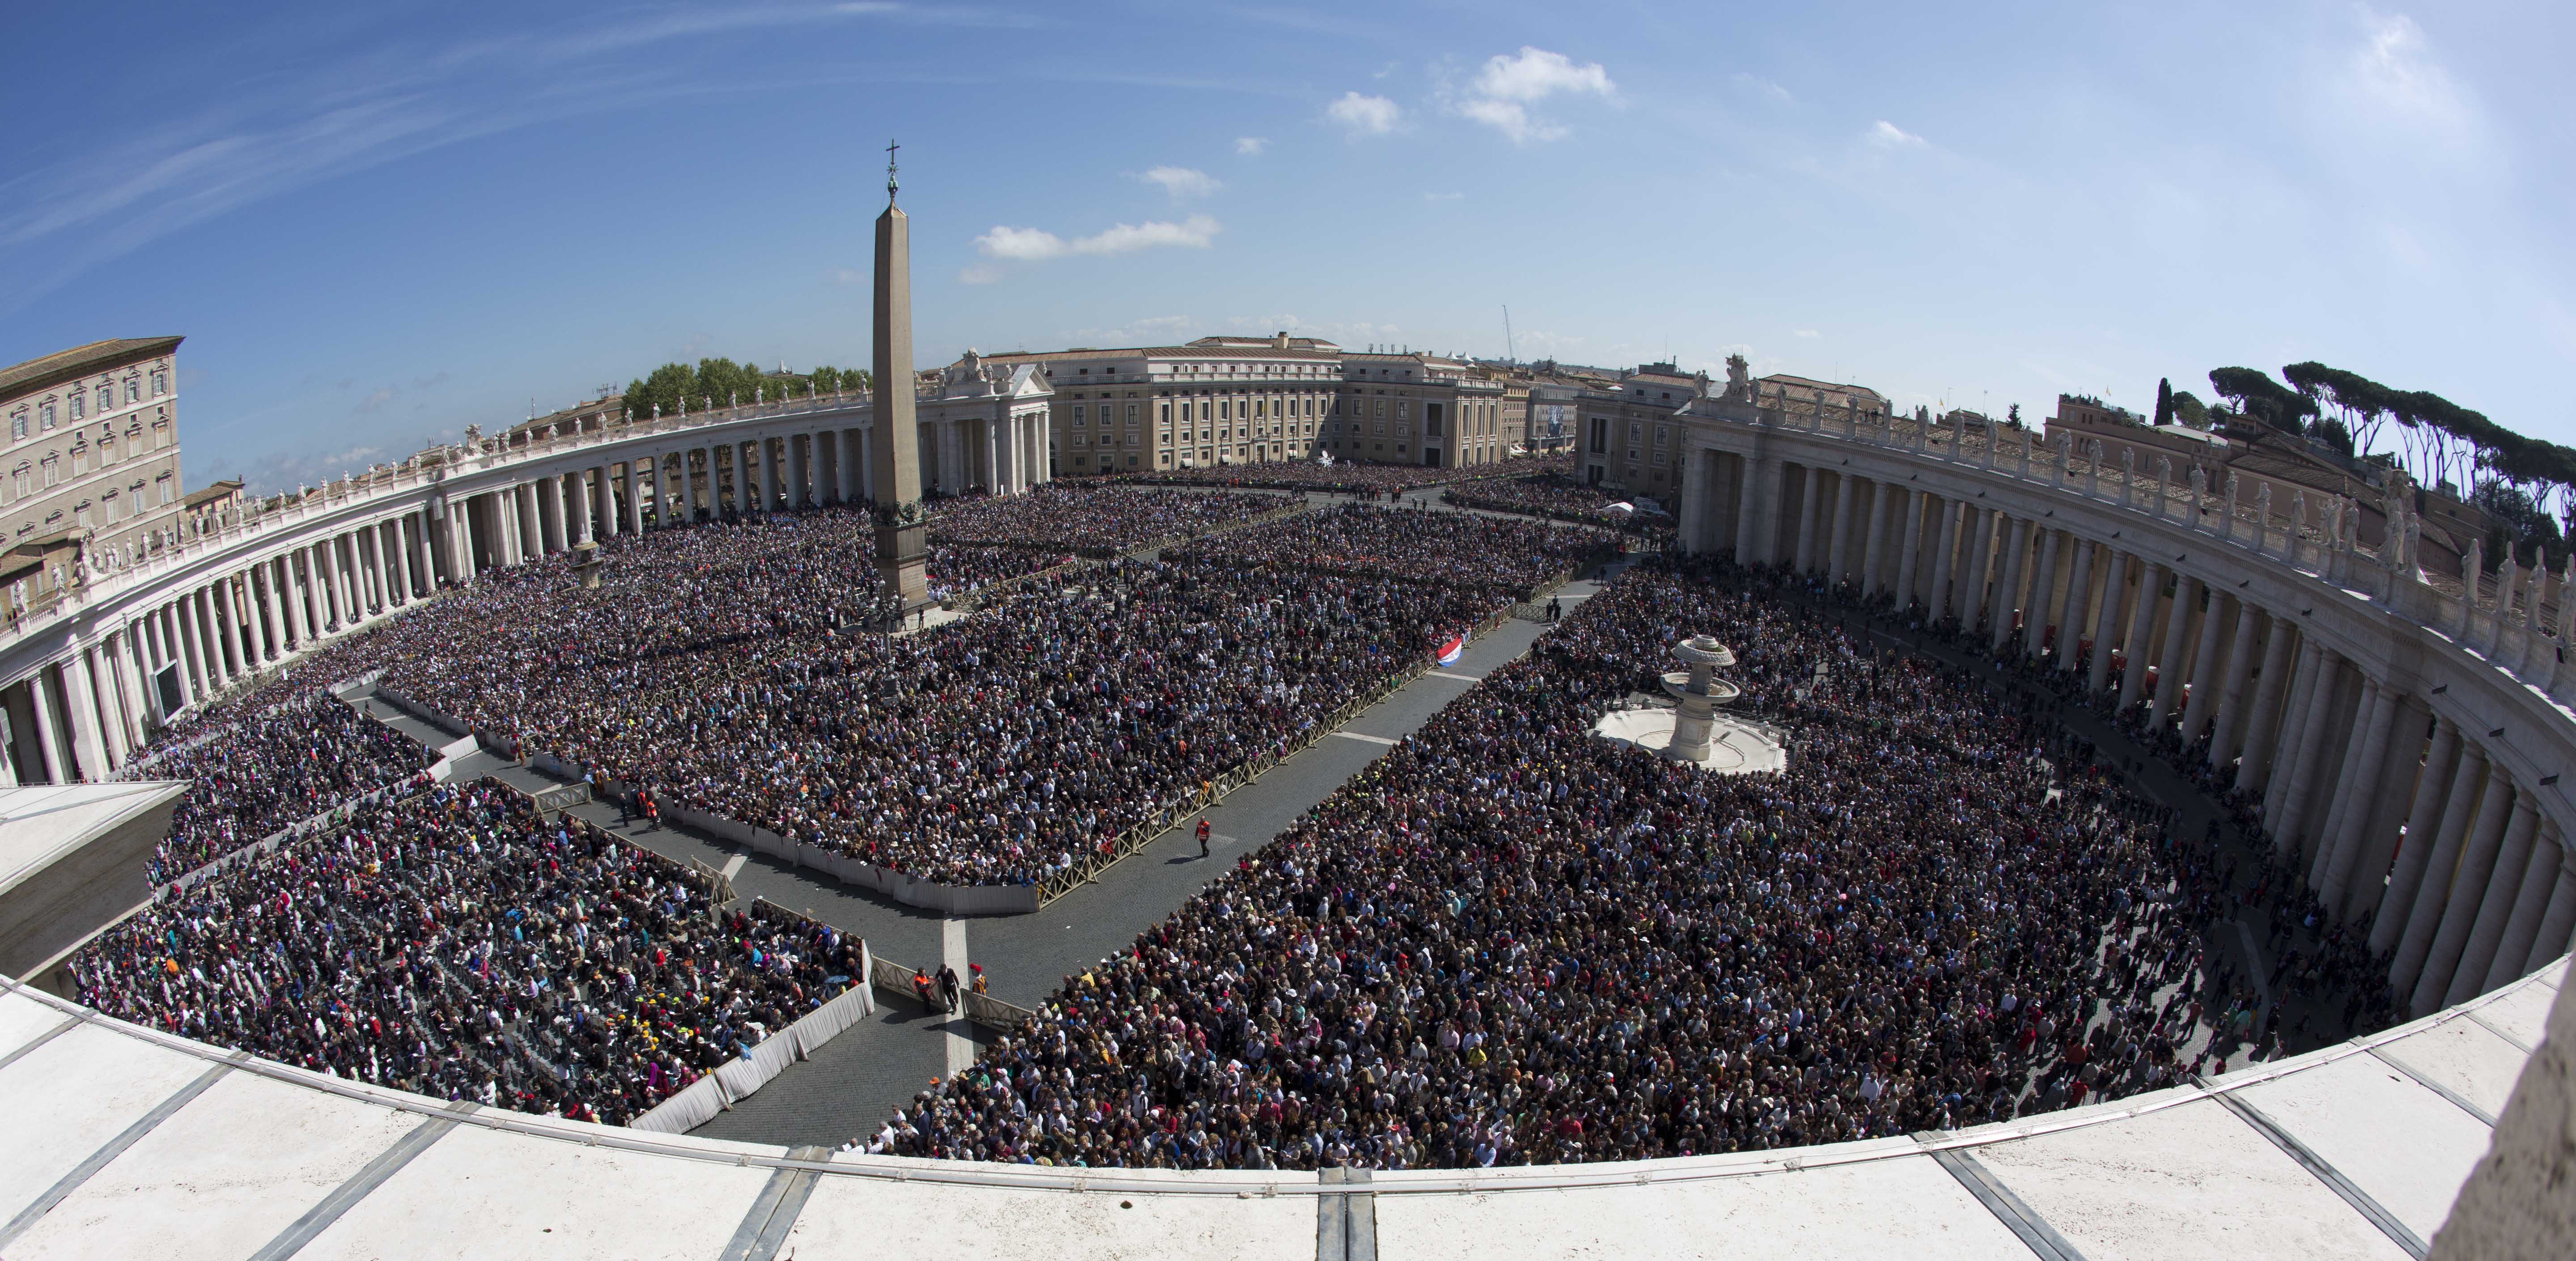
[39,399,57,429]
[124,376,140,403]
[9,410,24,439]
[151,369,169,396]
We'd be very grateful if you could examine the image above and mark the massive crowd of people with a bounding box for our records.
[148,490,1514,890]
[1833,569,2407,1044]
[929,485,1296,554]
[876,556,2253,1169]
[1443,475,1675,535]
[140,687,435,882]
[73,779,868,1125]
[1172,505,1618,604]
[379,556,1494,886]
[1104,452,1572,496]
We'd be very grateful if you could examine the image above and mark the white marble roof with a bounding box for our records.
[0,958,2557,1260]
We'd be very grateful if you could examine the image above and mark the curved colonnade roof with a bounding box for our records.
[0,959,2558,1260]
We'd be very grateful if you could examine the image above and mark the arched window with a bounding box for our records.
[8,410,25,440]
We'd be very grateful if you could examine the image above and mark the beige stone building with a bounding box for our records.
[0,339,187,595]
[1558,361,1709,493]
[984,334,1526,476]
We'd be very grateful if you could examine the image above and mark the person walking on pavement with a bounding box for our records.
[1547,595,1563,623]
[1196,818,1213,858]
[937,964,962,1014]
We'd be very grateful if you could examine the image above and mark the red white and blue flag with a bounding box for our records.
[1435,633,1466,668]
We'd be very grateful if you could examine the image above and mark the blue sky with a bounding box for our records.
[1,1,2566,492]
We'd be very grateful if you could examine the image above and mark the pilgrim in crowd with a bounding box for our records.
[876,556,2267,1169]
[73,778,866,1126]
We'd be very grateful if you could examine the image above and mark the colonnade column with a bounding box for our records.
[214,580,246,679]
[2407,762,2517,1015]
[2314,683,2404,908]
[1893,488,1925,607]
[181,589,212,691]
[2018,528,2058,657]
[1990,516,2029,651]
[2054,540,2095,672]
[1824,474,1856,586]
[2375,716,2465,954]
[58,647,107,779]
[1856,482,1889,595]
[2271,652,2349,855]
[1732,456,1764,562]
[1926,497,1958,622]
[2517,833,2576,979]
[2487,822,2568,989]
[567,469,593,547]
[2178,594,2232,744]
[2085,552,2124,693]
[1792,467,1822,573]
[2145,576,2196,728]
[2115,563,2157,709]
[624,461,645,532]
[1960,509,1995,632]
[2449,794,2544,1006]
[2233,618,2300,790]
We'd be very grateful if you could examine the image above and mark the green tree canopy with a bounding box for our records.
[2207,367,2316,435]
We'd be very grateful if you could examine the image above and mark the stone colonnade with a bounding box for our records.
[0,406,1052,785]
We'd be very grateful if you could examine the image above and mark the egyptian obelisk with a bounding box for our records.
[870,140,929,607]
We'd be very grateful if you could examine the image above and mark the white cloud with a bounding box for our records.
[1732,72,1791,104]
[1235,136,1268,155]
[1326,91,1402,136]
[1472,47,1615,103]
[1137,166,1220,199]
[1867,119,1926,148]
[974,213,1221,262]
[1457,98,1559,144]
[2351,9,2467,128]
[1452,47,1615,144]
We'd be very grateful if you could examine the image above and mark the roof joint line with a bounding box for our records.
[0,1055,238,1248]
[1317,1167,1377,1261]
[0,1015,80,1074]
[2199,1078,2428,1259]
[2458,1009,2534,1054]
[245,1112,461,1261]
[719,1145,832,1261]
[2365,1045,2498,1127]
[1919,1141,2089,1261]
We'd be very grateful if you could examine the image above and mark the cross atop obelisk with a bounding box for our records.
[869,139,928,607]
